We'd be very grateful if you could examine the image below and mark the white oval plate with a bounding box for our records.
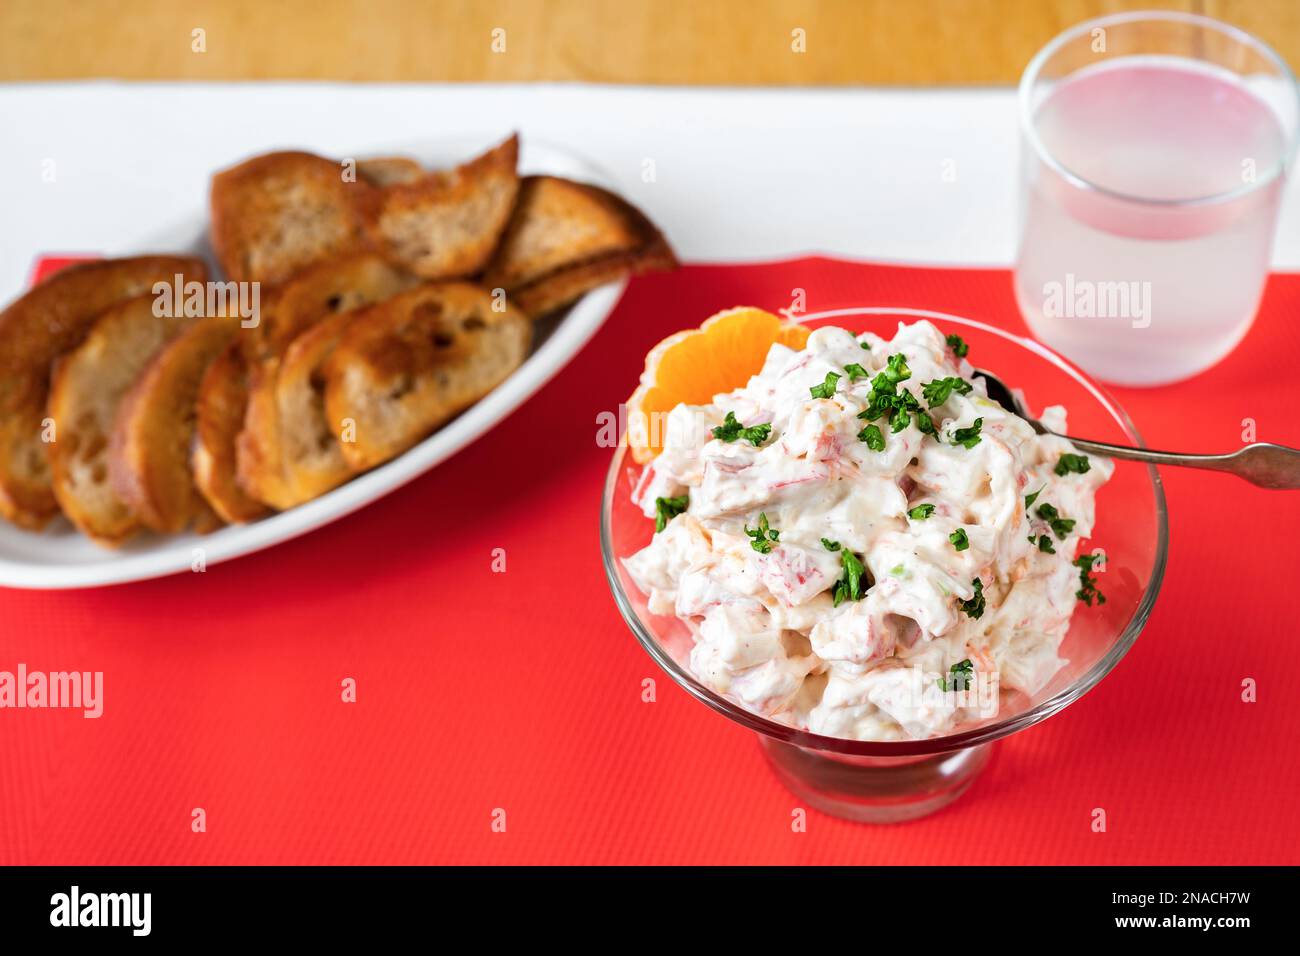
[0,139,627,589]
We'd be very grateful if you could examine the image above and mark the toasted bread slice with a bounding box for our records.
[323,282,531,470]
[248,312,359,508]
[511,238,676,317]
[110,316,240,533]
[366,135,519,279]
[235,357,292,509]
[47,285,204,545]
[483,175,676,317]
[210,151,377,284]
[192,343,269,524]
[235,254,418,508]
[482,176,645,288]
[0,255,204,529]
[241,252,417,365]
[357,157,424,187]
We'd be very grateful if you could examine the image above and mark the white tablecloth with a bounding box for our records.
[2,81,1298,294]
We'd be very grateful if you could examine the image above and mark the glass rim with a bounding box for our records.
[1018,9,1300,208]
[600,306,1170,757]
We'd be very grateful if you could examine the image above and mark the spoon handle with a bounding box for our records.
[1059,437,1300,490]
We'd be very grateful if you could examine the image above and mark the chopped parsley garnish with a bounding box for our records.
[958,578,985,619]
[1055,453,1091,476]
[946,333,969,358]
[1024,487,1043,509]
[832,548,868,606]
[1036,534,1056,554]
[889,405,912,434]
[859,392,892,424]
[950,418,983,449]
[843,362,870,382]
[1035,502,1076,540]
[857,354,932,438]
[821,538,841,551]
[949,528,970,551]
[878,356,909,382]
[745,512,780,553]
[1074,553,1107,606]
[921,376,973,408]
[711,410,771,447]
[938,658,974,692]
[859,340,871,351]
[654,495,689,533]
[858,423,885,451]
[809,371,841,400]
[907,503,935,520]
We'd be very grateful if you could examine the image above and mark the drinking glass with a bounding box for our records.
[1015,11,1300,386]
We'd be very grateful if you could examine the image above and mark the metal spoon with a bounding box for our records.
[973,370,1300,490]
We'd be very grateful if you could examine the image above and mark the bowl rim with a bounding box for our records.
[600,306,1169,756]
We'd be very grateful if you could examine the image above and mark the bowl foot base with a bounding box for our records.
[758,736,994,824]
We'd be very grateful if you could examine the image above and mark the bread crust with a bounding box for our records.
[234,355,292,509]
[510,236,676,317]
[109,316,239,533]
[192,342,271,524]
[356,157,425,188]
[253,311,358,508]
[0,255,205,529]
[482,176,676,317]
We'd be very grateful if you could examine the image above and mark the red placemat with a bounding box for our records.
[2,255,1297,865]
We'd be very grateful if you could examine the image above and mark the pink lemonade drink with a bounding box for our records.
[1015,14,1299,386]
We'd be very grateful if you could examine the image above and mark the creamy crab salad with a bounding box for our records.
[624,320,1112,741]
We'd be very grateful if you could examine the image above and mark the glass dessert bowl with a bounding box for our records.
[600,307,1168,823]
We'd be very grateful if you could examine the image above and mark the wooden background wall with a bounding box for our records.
[2,0,1296,85]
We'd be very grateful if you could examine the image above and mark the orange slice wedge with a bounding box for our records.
[626,307,810,462]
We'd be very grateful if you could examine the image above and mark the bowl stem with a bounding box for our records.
[757,736,994,823]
